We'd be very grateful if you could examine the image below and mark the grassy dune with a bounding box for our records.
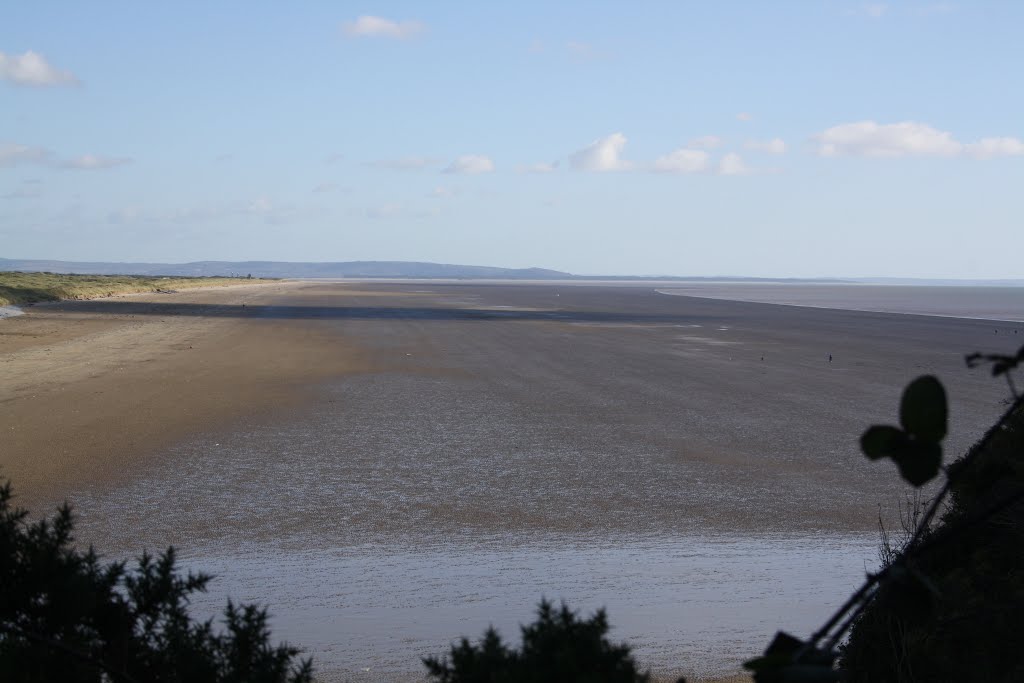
[0,271,275,307]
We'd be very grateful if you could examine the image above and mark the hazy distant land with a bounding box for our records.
[6,257,1022,286]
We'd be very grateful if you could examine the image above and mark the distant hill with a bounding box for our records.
[0,258,572,280]
[4,259,1018,285]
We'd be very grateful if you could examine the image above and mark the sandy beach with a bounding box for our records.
[0,281,374,506]
[1,280,1017,681]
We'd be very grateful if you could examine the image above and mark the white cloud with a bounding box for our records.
[443,155,495,174]
[845,3,888,18]
[745,138,787,155]
[718,153,751,176]
[965,137,1024,160]
[916,3,956,16]
[248,197,273,213]
[653,148,710,174]
[813,120,1024,159]
[61,154,132,169]
[0,142,51,167]
[688,135,723,150]
[364,156,437,170]
[2,186,42,200]
[518,161,559,174]
[107,207,141,224]
[864,3,889,18]
[366,203,402,218]
[342,16,423,39]
[0,50,78,86]
[569,133,632,171]
[736,112,753,122]
[431,186,455,197]
[567,41,597,61]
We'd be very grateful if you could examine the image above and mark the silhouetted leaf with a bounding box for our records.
[899,375,947,442]
[860,425,906,460]
[891,439,942,487]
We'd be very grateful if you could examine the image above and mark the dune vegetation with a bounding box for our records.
[0,271,274,307]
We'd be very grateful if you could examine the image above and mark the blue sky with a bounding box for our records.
[2,1,1022,277]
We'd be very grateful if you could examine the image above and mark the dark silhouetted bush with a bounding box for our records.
[0,481,312,683]
[424,600,651,683]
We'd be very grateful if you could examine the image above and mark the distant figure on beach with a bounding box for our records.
[829,354,832,363]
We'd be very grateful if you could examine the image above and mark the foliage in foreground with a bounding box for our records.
[0,271,271,306]
[743,345,1024,683]
[840,378,1024,681]
[0,481,311,683]
[424,600,651,683]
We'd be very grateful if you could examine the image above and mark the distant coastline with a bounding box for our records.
[3,257,1022,287]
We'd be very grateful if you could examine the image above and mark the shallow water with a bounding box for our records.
[657,284,1024,322]
[180,534,878,681]
[54,283,1010,681]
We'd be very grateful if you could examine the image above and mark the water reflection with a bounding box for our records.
[182,534,877,682]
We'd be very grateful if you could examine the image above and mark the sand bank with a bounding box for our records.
[0,281,370,507]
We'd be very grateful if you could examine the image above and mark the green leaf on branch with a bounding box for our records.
[891,439,943,487]
[861,376,947,487]
[860,425,906,460]
[899,375,947,442]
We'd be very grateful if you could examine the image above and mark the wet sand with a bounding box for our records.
[0,281,377,504]
[1,281,1016,681]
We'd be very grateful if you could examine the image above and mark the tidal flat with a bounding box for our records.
[2,281,1018,680]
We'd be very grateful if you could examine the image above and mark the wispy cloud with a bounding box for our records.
[2,143,133,170]
[653,148,710,174]
[569,133,632,172]
[813,121,1024,159]
[324,153,345,164]
[443,155,495,175]
[1,181,43,200]
[312,182,337,193]
[248,197,273,213]
[745,138,787,155]
[718,153,752,176]
[846,3,889,18]
[364,156,438,170]
[688,135,723,150]
[0,142,52,167]
[342,16,424,40]
[517,161,560,174]
[567,41,597,61]
[107,207,142,224]
[736,112,753,122]
[0,50,78,86]
[61,154,132,170]
[915,3,956,16]
[365,203,403,219]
